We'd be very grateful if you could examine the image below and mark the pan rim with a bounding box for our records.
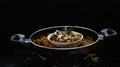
[30,26,100,50]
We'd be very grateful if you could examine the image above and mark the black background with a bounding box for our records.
[0,1,120,66]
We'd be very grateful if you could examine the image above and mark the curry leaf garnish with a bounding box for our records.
[63,26,73,35]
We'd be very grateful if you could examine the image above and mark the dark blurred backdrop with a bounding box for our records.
[0,1,120,65]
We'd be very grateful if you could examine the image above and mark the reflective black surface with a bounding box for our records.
[0,40,120,67]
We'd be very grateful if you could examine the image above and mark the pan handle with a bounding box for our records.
[100,28,117,39]
[10,34,30,44]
